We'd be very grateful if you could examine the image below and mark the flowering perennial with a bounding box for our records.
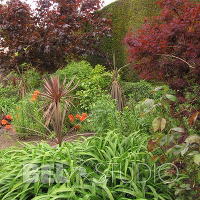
[0,115,13,130]
[68,113,88,130]
[31,90,40,101]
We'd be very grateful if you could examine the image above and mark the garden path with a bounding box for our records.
[0,131,94,149]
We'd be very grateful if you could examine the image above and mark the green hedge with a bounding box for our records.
[88,0,160,68]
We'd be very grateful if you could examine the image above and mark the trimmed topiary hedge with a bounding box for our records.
[88,0,160,68]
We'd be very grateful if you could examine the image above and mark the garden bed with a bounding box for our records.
[0,131,95,149]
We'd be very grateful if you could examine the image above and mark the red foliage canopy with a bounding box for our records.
[0,0,111,71]
[125,0,200,90]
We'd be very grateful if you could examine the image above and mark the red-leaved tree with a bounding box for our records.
[125,0,200,90]
[0,0,111,71]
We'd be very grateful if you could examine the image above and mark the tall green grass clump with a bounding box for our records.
[0,131,175,200]
[11,93,46,138]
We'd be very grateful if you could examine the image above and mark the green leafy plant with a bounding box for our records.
[56,61,112,112]
[11,94,45,138]
[0,84,19,114]
[147,127,200,200]
[23,68,42,91]
[0,131,173,200]
[60,61,112,112]
[89,95,120,133]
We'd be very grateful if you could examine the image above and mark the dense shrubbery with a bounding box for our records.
[23,68,42,91]
[56,61,112,111]
[122,81,174,103]
[11,94,46,138]
[88,95,120,133]
[0,0,111,71]
[125,0,200,89]
[0,84,19,114]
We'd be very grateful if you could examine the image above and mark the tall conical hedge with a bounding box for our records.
[88,0,160,68]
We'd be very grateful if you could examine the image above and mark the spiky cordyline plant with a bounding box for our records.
[41,76,78,145]
[111,54,130,111]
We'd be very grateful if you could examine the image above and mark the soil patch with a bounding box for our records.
[0,131,95,149]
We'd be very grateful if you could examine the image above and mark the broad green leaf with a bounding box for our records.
[153,86,163,92]
[135,99,155,114]
[194,154,200,165]
[185,135,200,145]
[170,127,185,133]
[165,94,177,102]
[152,117,166,132]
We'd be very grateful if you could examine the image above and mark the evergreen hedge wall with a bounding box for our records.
[88,0,160,68]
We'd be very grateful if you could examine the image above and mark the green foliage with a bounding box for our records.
[56,61,93,81]
[89,95,120,133]
[87,94,150,135]
[0,84,19,114]
[56,61,112,111]
[0,131,173,199]
[119,107,148,135]
[173,84,200,135]
[56,61,112,88]
[123,81,173,103]
[184,84,200,111]
[23,69,42,91]
[123,81,153,102]
[11,94,46,138]
[149,132,200,200]
[85,81,178,136]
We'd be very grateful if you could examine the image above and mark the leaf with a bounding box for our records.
[160,135,173,146]
[170,127,185,133]
[143,99,155,107]
[193,154,200,165]
[147,139,157,152]
[165,94,177,102]
[152,117,166,132]
[189,111,199,126]
[185,135,200,145]
[167,144,188,156]
[180,145,189,156]
[135,99,155,115]
[153,86,163,92]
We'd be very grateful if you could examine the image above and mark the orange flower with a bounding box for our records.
[82,113,88,118]
[68,114,74,122]
[74,124,81,130]
[76,114,81,120]
[30,90,40,101]
[79,113,88,121]
[5,115,12,120]
[5,124,12,130]
[31,97,36,102]
[1,119,8,125]
[31,95,37,101]
[33,90,40,95]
